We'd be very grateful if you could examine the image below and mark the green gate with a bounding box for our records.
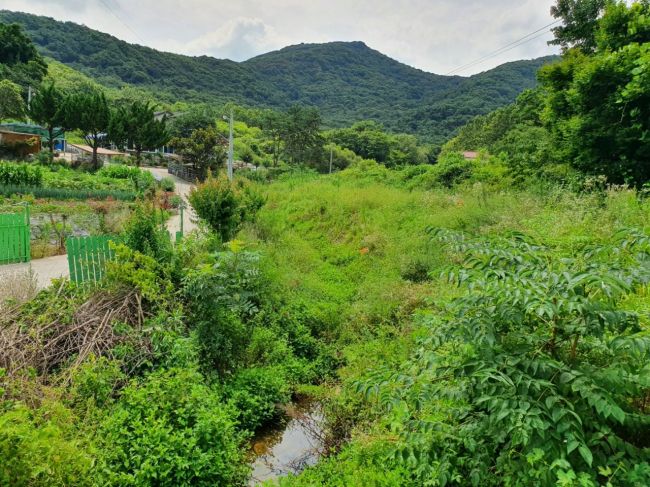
[0,205,30,265]
[66,235,117,284]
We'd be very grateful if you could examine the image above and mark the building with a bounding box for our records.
[462,151,480,160]
[67,143,127,163]
[0,123,66,151]
[0,128,41,157]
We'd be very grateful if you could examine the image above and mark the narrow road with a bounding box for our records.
[144,167,197,235]
[0,166,196,291]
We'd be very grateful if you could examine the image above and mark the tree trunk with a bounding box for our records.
[92,143,100,171]
[135,147,142,167]
[48,126,55,161]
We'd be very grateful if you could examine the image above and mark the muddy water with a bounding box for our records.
[249,401,325,485]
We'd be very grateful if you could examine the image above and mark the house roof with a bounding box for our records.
[462,151,479,160]
[68,143,126,156]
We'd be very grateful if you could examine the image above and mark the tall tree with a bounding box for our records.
[541,0,650,185]
[28,82,68,158]
[0,79,25,122]
[549,0,612,52]
[0,22,47,90]
[109,101,169,166]
[261,110,285,167]
[170,127,226,178]
[281,106,323,165]
[66,89,110,169]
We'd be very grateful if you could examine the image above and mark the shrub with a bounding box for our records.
[97,164,141,179]
[159,176,176,192]
[430,152,474,187]
[122,204,172,261]
[181,247,266,372]
[224,366,290,431]
[0,401,94,486]
[358,229,650,486]
[96,368,249,487]
[106,244,174,303]
[188,174,264,241]
[0,162,42,186]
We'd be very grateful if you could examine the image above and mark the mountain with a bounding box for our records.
[0,10,558,144]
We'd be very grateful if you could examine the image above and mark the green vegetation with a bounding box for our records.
[0,161,42,186]
[443,0,650,187]
[0,20,46,92]
[0,10,553,143]
[188,174,264,241]
[1,1,649,486]
[0,79,24,121]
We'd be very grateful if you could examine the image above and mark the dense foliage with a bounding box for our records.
[443,1,650,187]
[188,175,264,241]
[0,21,47,92]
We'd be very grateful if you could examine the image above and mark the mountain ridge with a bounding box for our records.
[0,10,559,143]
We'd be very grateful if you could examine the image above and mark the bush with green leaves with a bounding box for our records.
[188,174,264,241]
[95,367,249,487]
[0,400,94,486]
[224,366,290,431]
[357,228,650,486]
[159,176,176,192]
[182,248,263,372]
[122,204,172,261]
[0,161,42,186]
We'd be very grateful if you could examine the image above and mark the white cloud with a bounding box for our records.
[0,0,561,74]
[181,17,285,61]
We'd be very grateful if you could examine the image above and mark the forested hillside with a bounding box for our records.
[0,10,555,143]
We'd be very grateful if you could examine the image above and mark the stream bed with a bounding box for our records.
[249,400,325,485]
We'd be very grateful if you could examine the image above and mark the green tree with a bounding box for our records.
[168,108,215,138]
[0,79,25,122]
[549,0,611,52]
[281,106,323,165]
[170,127,226,178]
[109,101,169,166]
[65,89,111,169]
[0,22,47,90]
[541,0,650,185]
[28,82,69,158]
[261,109,286,167]
[188,174,263,241]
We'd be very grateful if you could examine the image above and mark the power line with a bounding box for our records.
[97,0,146,45]
[446,19,561,75]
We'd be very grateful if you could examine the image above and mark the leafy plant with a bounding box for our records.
[188,174,264,241]
[95,367,249,486]
[0,161,42,186]
[357,228,650,486]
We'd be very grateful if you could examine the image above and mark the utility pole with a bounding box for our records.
[227,109,234,181]
[27,86,33,123]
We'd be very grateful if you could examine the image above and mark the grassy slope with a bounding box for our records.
[241,171,649,484]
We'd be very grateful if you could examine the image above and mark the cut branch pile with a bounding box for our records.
[0,287,149,381]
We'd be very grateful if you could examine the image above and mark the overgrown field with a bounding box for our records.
[1,168,649,486]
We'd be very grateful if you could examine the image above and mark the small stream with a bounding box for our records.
[249,400,325,485]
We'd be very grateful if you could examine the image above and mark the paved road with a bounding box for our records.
[0,254,69,290]
[0,166,195,291]
[145,167,197,236]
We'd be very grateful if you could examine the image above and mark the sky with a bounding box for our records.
[0,0,561,75]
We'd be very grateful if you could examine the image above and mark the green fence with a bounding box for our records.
[66,235,118,284]
[0,205,30,265]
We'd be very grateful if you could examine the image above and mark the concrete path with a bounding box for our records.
[144,167,197,236]
[0,167,196,291]
[0,254,69,290]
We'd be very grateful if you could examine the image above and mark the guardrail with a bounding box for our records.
[168,161,205,183]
